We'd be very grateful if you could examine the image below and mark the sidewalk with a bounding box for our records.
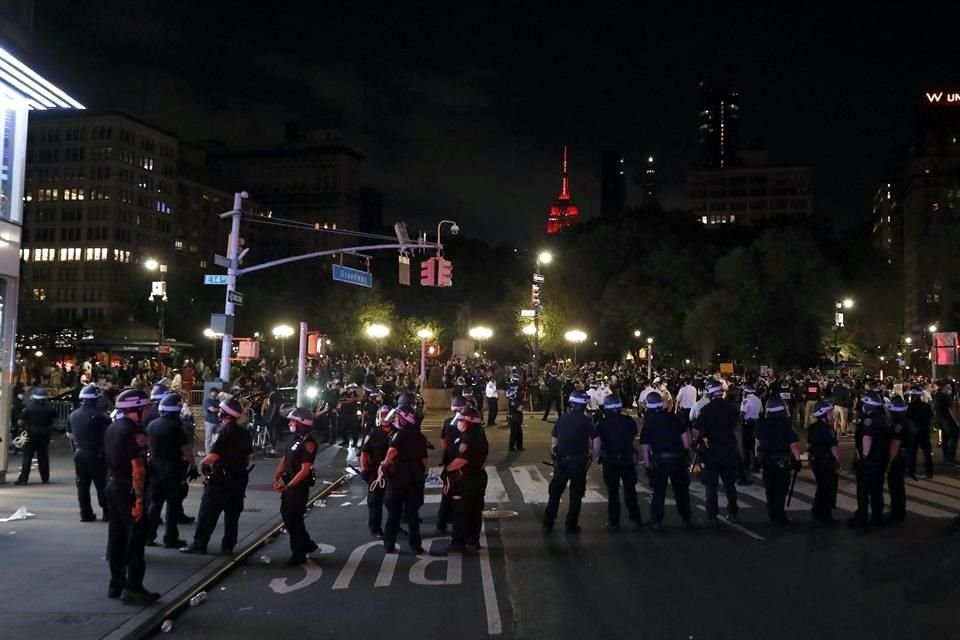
[0,435,348,640]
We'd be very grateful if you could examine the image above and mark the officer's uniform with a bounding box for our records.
[16,397,57,483]
[189,421,252,553]
[757,411,799,523]
[543,404,597,531]
[68,401,111,520]
[640,408,692,526]
[807,416,838,522]
[338,390,360,446]
[851,401,889,526]
[145,412,189,546]
[596,408,641,526]
[319,385,340,444]
[449,422,489,548]
[740,391,762,476]
[361,424,392,535]
[507,385,524,451]
[359,392,381,437]
[382,423,429,553]
[906,395,935,478]
[436,413,461,532]
[697,396,740,521]
[280,431,318,561]
[104,414,150,596]
[887,403,911,522]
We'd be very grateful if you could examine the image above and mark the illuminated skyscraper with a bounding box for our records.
[643,155,658,205]
[546,146,580,234]
[698,83,740,170]
[600,151,625,217]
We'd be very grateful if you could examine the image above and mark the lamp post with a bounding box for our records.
[365,323,390,359]
[646,336,654,380]
[564,329,587,365]
[417,328,433,390]
[469,326,493,359]
[929,323,939,380]
[533,251,552,374]
[203,328,222,366]
[833,298,854,374]
[145,258,168,367]
[272,324,294,361]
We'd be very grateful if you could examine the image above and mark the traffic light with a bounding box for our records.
[531,283,541,307]
[437,258,453,287]
[426,343,440,358]
[420,257,436,286]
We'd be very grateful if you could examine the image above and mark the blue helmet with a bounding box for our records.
[644,392,663,410]
[159,393,183,413]
[812,400,833,418]
[603,395,623,411]
[743,384,757,395]
[706,380,724,397]
[888,396,908,413]
[569,390,589,407]
[149,383,169,401]
[765,396,786,414]
[79,383,101,400]
[862,392,884,408]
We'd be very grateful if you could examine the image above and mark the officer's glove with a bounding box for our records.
[360,470,372,483]
[186,464,200,481]
[790,457,802,472]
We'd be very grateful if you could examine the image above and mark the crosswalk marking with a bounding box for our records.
[510,465,550,504]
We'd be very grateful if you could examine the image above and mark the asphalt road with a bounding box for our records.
[167,410,960,640]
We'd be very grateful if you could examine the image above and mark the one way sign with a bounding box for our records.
[227,290,244,306]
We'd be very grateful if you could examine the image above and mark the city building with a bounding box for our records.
[687,163,814,226]
[546,146,579,234]
[698,83,740,170]
[600,151,625,217]
[0,41,83,482]
[872,181,899,266]
[901,89,960,340]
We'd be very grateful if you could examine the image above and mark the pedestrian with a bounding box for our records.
[15,387,57,485]
[640,391,693,530]
[674,377,697,432]
[104,388,160,604]
[543,390,599,533]
[832,380,852,436]
[180,397,253,555]
[596,394,642,528]
[273,408,319,566]
[807,400,840,523]
[934,381,958,465]
[849,392,889,528]
[318,379,340,444]
[906,388,934,479]
[145,393,194,549]
[202,386,220,455]
[693,379,740,526]
[541,371,563,421]
[485,375,499,426]
[338,383,361,447]
[886,396,910,523]
[67,383,111,521]
[756,395,802,524]
[444,406,489,552]
[436,396,467,533]
[739,383,762,482]
[506,374,525,452]
[379,403,429,554]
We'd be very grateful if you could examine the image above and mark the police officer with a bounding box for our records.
[379,404,429,554]
[15,387,58,485]
[543,390,599,533]
[396,391,420,431]
[436,396,468,533]
[756,395,802,524]
[693,380,740,526]
[317,379,340,444]
[445,407,489,551]
[359,386,382,437]
[273,408,319,566]
[144,383,168,426]
[338,383,361,447]
[886,396,911,523]
[506,375,525,452]
[906,388,934,479]
[145,393,193,548]
[640,391,693,530]
[849,392,889,528]
[739,384,762,483]
[807,400,840,523]
[361,405,395,537]
[67,383,111,521]
[596,394,642,528]
[104,388,160,604]
[181,397,253,555]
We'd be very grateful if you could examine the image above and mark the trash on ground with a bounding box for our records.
[0,506,35,522]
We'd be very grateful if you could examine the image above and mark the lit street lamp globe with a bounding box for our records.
[366,324,390,340]
[633,329,641,338]
[416,328,434,340]
[842,298,854,309]
[144,258,159,271]
[522,324,536,336]
[203,328,216,338]
[929,324,939,334]
[564,330,587,344]
[272,324,294,339]
[469,326,493,341]
[537,251,552,265]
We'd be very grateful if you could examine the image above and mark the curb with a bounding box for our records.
[103,472,350,640]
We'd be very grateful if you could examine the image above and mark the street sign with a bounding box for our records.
[520,309,536,318]
[204,274,229,285]
[333,264,373,288]
[398,255,410,286]
[151,281,166,297]
[158,345,172,355]
[532,273,545,284]
[214,253,230,268]
[227,289,244,306]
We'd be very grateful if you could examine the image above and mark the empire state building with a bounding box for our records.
[546,146,579,234]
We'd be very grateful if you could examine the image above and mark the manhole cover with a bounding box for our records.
[482,509,518,519]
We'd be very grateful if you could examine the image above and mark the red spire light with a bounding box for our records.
[546,145,579,234]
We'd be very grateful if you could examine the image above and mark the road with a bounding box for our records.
[169,411,960,640]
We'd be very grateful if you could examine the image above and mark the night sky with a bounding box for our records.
[28,2,960,242]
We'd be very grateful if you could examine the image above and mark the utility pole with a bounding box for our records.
[219,191,246,383]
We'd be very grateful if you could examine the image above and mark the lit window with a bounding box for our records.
[175,240,184,251]
[20,248,30,261]
[730,215,736,223]
[199,260,208,269]
[32,288,46,301]
[59,247,81,261]
[84,247,108,261]
[701,216,708,224]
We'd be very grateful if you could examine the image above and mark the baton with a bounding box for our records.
[541,460,554,467]
[786,466,799,506]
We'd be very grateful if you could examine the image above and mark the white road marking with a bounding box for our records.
[332,541,382,590]
[737,482,807,510]
[695,507,765,541]
[485,466,509,503]
[478,523,503,636]
[268,544,335,594]
[510,465,550,504]
[375,547,398,587]
[409,538,462,586]
[835,475,954,518]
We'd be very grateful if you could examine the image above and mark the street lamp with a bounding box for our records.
[565,329,587,364]
[204,327,222,365]
[272,324,294,360]
[833,298,854,373]
[646,336,654,380]
[416,328,433,390]
[145,258,168,366]
[633,329,641,338]
[365,323,390,359]
[522,324,537,336]
[533,251,552,374]
[469,326,493,358]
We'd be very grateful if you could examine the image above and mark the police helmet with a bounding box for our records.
[345,382,358,390]
[394,405,417,426]
[568,390,589,406]
[706,380,724,396]
[457,407,482,424]
[159,393,184,413]
[604,395,623,411]
[456,376,466,386]
[461,387,474,397]
[149,383,169,401]
[510,373,520,383]
[79,383,101,400]
[287,407,314,428]
[888,396,908,413]
[862,392,884,408]
[451,395,468,411]
[378,405,394,426]
[30,387,49,401]
[644,392,664,410]
[397,391,417,408]
[363,384,376,394]
[907,387,924,397]
[327,379,339,389]
[219,397,244,418]
[812,400,833,418]
[743,384,757,396]
[115,387,151,410]
[765,395,786,414]
[383,375,394,383]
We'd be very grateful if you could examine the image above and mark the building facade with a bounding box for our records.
[546,146,579,234]
[687,165,814,226]
[698,83,740,170]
